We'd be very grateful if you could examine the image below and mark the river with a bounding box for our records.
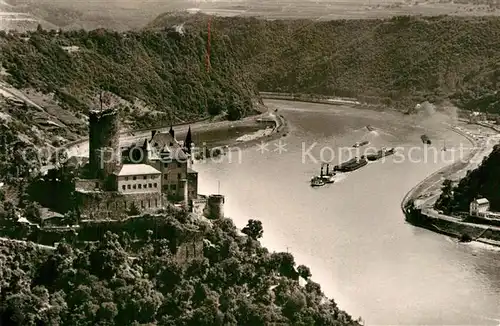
[194,100,500,325]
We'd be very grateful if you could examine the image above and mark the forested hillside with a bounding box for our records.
[150,14,500,112]
[0,27,259,128]
[0,214,361,326]
[436,144,500,213]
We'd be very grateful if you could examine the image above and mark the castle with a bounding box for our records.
[74,106,224,220]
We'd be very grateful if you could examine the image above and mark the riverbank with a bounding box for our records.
[402,122,500,247]
[46,100,287,168]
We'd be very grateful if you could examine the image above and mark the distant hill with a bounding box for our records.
[3,0,500,32]
[148,14,500,112]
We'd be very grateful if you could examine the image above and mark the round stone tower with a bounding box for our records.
[89,107,121,182]
[205,194,224,219]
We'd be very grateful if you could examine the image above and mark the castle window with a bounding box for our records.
[125,177,129,181]
[124,200,127,208]
[148,199,151,208]
[122,185,126,190]
[177,162,182,168]
[164,174,168,180]
[95,182,99,188]
[144,184,147,188]
[138,184,142,189]
[133,185,136,189]
[141,200,144,208]
[155,199,158,207]
[133,176,137,180]
[127,184,131,189]
[178,173,181,180]
[154,183,157,188]
[171,184,176,191]
[148,183,152,188]
[143,176,147,180]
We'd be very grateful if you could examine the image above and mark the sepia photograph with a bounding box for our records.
[0,0,500,325]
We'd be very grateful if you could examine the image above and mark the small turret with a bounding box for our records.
[205,195,224,219]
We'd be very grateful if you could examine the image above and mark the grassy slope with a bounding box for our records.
[150,14,500,112]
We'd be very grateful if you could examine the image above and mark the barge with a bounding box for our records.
[366,147,395,161]
[334,156,368,172]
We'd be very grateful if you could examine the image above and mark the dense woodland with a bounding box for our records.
[149,14,500,112]
[0,26,258,128]
[0,214,361,326]
[435,144,500,214]
[1,15,499,124]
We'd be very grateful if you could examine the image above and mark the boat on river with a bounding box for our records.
[320,163,336,183]
[366,147,395,161]
[352,140,369,148]
[334,156,368,172]
[310,176,326,187]
[311,163,335,186]
[421,134,431,145]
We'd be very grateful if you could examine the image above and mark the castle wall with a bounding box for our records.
[89,108,121,182]
[191,197,207,216]
[187,171,198,200]
[75,178,102,191]
[174,232,204,264]
[76,190,163,220]
[180,179,188,206]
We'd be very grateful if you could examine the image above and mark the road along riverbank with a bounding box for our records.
[402,122,500,247]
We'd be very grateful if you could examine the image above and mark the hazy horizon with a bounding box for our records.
[2,0,500,32]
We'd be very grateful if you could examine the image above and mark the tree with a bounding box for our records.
[435,179,454,214]
[297,265,312,280]
[241,219,263,240]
